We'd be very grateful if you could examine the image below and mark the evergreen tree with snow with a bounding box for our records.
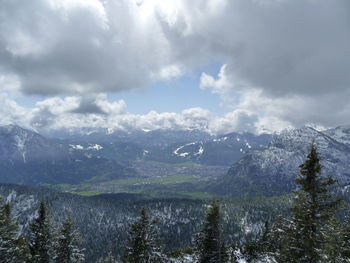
[56,214,85,263]
[124,207,166,263]
[274,143,342,263]
[195,199,227,263]
[29,199,57,263]
[0,198,31,262]
[97,250,119,263]
[338,214,350,261]
[321,214,344,263]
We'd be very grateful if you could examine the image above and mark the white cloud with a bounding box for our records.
[1,0,350,133]
[0,93,32,128]
[0,93,261,134]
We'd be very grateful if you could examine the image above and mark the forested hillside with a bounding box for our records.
[0,184,286,262]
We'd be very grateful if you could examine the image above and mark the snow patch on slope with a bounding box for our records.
[173,142,195,156]
[194,145,204,156]
[87,144,103,150]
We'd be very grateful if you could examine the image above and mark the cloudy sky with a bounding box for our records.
[0,0,349,135]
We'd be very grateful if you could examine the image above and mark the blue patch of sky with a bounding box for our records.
[13,63,231,116]
[110,63,228,115]
[15,95,43,108]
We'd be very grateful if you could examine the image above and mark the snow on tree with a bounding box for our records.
[29,199,58,263]
[124,207,167,263]
[194,199,227,263]
[56,214,85,263]
[0,197,30,262]
[96,250,119,263]
[273,143,342,263]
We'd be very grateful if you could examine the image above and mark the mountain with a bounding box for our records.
[0,124,69,163]
[144,132,272,166]
[56,127,272,166]
[209,126,350,196]
[0,125,136,185]
[46,128,213,147]
[323,124,350,146]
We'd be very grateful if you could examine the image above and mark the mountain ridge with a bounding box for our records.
[208,126,350,196]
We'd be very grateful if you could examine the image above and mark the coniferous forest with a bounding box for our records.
[1,143,350,262]
[1,0,350,261]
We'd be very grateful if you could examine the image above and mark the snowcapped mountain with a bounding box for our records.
[0,124,69,163]
[46,127,213,148]
[145,132,272,166]
[0,125,136,185]
[323,124,350,146]
[209,126,350,196]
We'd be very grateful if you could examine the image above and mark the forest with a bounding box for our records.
[1,144,350,262]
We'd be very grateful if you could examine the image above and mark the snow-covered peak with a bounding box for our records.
[323,124,350,146]
[0,124,69,163]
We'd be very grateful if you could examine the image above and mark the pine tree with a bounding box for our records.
[56,214,85,263]
[274,143,342,263]
[124,207,166,263]
[195,199,227,263]
[0,198,31,262]
[29,199,57,263]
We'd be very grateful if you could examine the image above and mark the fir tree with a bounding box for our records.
[56,214,85,263]
[195,199,227,263]
[29,199,57,263]
[0,198,31,262]
[274,143,342,263]
[124,207,166,263]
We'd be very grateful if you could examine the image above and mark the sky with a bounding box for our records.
[0,0,349,135]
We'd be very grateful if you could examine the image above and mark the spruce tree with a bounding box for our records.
[29,199,57,263]
[56,214,85,263]
[124,207,166,263]
[274,143,342,263]
[195,199,227,263]
[0,198,31,262]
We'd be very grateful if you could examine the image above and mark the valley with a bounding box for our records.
[1,124,350,261]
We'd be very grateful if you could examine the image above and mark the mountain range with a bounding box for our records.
[0,125,136,185]
[210,126,350,196]
[1,124,350,198]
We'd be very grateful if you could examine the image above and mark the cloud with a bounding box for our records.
[0,93,32,128]
[165,0,350,97]
[1,0,350,133]
[200,65,350,132]
[0,93,264,135]
[4,0,349,97]
[0,0,176,95]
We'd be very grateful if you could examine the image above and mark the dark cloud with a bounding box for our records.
[162,0,350,97]
[0,0,166,95]
[1,0,350,132]
[1,0,349,98]
[71,96,106,115]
